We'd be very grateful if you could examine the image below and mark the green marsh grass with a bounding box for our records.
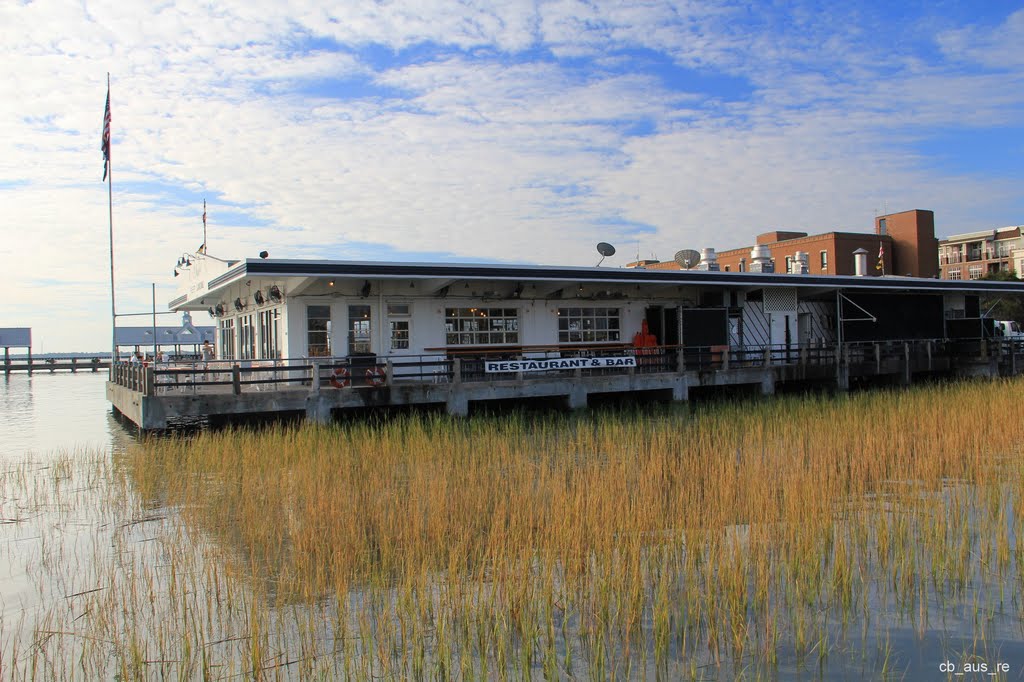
[1,378,1022,679]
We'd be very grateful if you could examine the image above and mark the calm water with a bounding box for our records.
[0,371,128,461]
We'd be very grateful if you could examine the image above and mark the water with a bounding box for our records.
[0,372,128,461]
[0,376,1022,679]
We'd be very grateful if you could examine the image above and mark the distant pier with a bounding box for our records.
[4,355,110,375]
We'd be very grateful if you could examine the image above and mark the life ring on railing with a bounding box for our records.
[329,367,351,389]
[365,366,386,387]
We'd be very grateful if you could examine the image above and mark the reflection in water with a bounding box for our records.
[0,372,135,461]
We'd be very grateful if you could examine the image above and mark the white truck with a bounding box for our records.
[993,320,1024,339]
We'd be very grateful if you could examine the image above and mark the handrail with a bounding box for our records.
[107,338,1011,396]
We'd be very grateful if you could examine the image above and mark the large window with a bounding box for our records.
[307,305,332,357]
[947,268,962,280]
[348,305,372,354]
[239,313,256,360]
[445,308,519,345]
[259,308,281,359]
[557,307,621,343]
[969,265,983,280]
[218,318,236,360]
[820,250,828,272]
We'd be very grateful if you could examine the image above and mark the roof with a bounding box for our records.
[114,312,214,347]
[168,257,1024,311]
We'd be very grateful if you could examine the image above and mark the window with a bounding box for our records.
[348,305,372,354]
[969,265,983,280]
[557,307,621,343]
[820,250,828,272]
[388,304,410,351]
[723,265,730,272]
[784,256,793,273]
[307,305,332,357]
[218,318,236,360]
[946,268,962,280]
[445,308,519,345]
[238,314,256,360]
[259,308,281,359]
[738,261,746,272]
[878,218,887,234]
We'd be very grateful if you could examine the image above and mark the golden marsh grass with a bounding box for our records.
[1,378,1022,679]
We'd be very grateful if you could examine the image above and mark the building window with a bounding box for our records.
[238,314,256,360]
[259,308,281,359]
[738,260,746,272]
[820,250,828,272]
[348,305,372,354]
[969,266,983,280]
[388,304,410,351]
[723,265,730,272]
[947,269,962,280]
[218,318,236,360]
[307,305,332,357]
[445,308,519,345]
[878,218,887,234]
[557,307,621,343]
[784,256,793,273]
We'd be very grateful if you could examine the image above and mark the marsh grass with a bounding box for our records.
[1,378,1022,679]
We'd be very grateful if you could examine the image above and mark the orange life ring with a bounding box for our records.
[365,366,386,387]
[330,367,351,388]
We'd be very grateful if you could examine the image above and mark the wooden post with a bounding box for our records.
[452,358,462,385]
[311,360,321,392]
[3,347,8,376]
[144,366,155,396]
[232,364,241,395]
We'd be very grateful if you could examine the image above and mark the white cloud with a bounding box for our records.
[1,1,1023,350]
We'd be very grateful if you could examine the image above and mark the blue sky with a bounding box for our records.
[1,0,1023,351]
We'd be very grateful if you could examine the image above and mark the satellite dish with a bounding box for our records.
[596,242,616,266]
[674,249,701,269]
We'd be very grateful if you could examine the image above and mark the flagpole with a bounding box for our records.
[106,73,117,373]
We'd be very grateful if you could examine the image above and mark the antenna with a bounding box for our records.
[596,242,616,266]
[674,249,701,269]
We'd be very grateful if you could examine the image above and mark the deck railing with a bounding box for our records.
[108,338,1018,397]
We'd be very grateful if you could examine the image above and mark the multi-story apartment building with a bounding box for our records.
[938,227,1023,280]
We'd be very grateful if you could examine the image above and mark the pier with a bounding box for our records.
[106,338,1019,430]
[4,354,111,375]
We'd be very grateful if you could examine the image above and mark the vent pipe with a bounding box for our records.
[853,248,868,276]
[697,248,720,271]
[749,245,774,273]
[790,251,809,274]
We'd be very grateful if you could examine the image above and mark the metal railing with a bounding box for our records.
[108,337,1018,397]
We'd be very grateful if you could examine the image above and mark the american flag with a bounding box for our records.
[876,242,884,271]
[101,87,111,181]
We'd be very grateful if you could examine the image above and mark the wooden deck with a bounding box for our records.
[106,339,1021,430]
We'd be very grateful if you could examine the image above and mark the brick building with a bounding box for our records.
[636,209,939,278]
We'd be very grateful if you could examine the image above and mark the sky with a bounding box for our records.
[2,1,1023,352]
